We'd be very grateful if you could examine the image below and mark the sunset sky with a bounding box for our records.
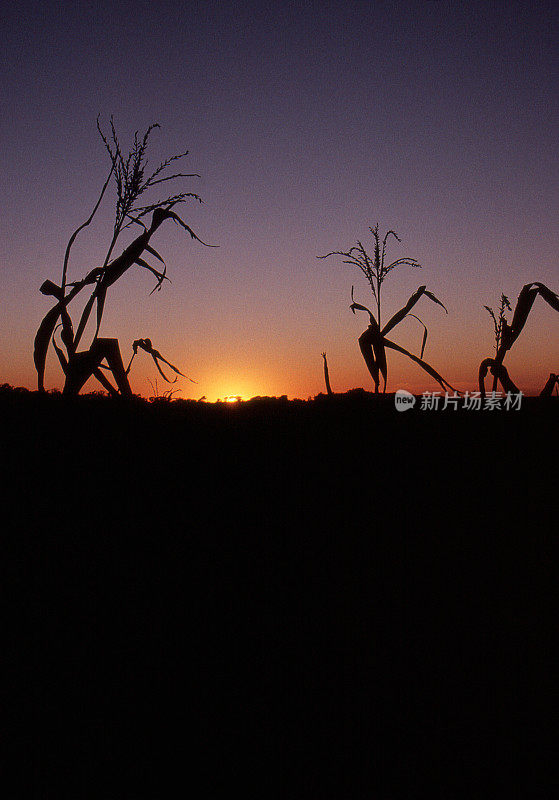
[1,0,557,400]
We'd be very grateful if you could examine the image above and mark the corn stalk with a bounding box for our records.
[479,283,559,399]
[319,226,454,393]
[34,119,215,395]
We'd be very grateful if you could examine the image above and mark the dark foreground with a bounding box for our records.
[2,387,557,797]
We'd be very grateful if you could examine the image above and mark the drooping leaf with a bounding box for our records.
[161,209,218,247]
[73,293,96,350]
[134,258,169,294]
[357,322,387,389]
[384,338,456,393]
[478,358,520,398]
[132,338,197,383]
[423,289,448,313]
[34,277,92,389]
[382,286,427,335]
[152,358,177,383]
[350,286,376,320]
[357,330,380,388]
[144,244,166,266]
[371,334,387,389]
[34,306,64,390]
[533,282,559,313]
[51,327,68,373]
[407,314,428,359]
[420,326,428,360]
[508,284,539,343]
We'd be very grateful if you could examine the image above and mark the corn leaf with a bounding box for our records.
[382,286,427,335]
[533,282,559,312]
[508,284,538,344]
[371,335,388,389]
[357,324,387,388]
[350,286,376,320]
[358,332,380,387]
[161,209,218,247]
[407,314,428,359]
[51,328,68,373]
[132,338,197,383]
[34,306,63,390]
[478,358,520,398]
[144,244,166,265]
[73,293,96,350]
[423,289,448,313]
[134,258,169,294]
[384,338,456,393]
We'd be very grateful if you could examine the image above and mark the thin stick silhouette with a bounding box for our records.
[34,117,216,396]
[321,352,333,395]
[318,225,455,394]
[479,283,559,399]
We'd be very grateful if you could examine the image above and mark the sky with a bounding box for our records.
[1,0,557,400]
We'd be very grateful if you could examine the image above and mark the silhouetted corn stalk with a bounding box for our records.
[479,283,559,399]
[484,294,512,391]
[34,118,216,395]
[318,226,454,393]
[321,352,333,395]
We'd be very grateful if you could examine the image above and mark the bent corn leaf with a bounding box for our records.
[423,289,448,313]
[382,286,427,335]
[384,338,456,393]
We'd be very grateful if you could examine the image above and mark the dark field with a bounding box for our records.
[2,387,557,797]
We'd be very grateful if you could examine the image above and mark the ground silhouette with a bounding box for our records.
[2,387,556,797]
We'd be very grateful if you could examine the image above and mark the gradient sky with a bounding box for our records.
[1,0,557,400]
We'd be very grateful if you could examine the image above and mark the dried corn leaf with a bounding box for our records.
[134,257,169,293]
[384,338,455,393]
[407,314,428,359]
[423,290,448,313]
[508,284,538,342]
[132,338,197,383]
[533,282,559,312]
[144,244,166,265]
[73,293,96,350]
[34,306,66,391]
[478,358,519,398]
[382,286,427,335]
[159,209,218,247]
[382,286,447,337]
[358,333,380,388]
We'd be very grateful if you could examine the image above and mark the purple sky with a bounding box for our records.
[1,0,557,399]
